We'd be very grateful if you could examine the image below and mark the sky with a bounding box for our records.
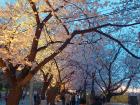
[0,0,16,7]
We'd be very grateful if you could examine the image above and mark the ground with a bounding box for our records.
[0,97,30,105]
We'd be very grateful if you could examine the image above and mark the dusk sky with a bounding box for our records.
[0,0,16,7]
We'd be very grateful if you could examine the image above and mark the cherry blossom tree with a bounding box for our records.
[0,0,140,105]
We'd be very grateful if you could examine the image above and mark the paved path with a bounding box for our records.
[0,97,30,105]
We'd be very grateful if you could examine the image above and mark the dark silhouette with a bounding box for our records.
[71,94,76,105]
[128,96,138,105]
[79,97,86,105]
[61,94,66,105]
[0,92,1,99]
[34,92,40,105]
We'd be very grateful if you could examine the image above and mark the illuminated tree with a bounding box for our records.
[0,0,140,105]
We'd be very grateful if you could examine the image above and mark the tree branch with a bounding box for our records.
[112,78,132,96]
[28,0,40,25]
[27,1,64,61]
[30,22,140,75]
[0,58,6,68]
[98,69,108,89]
[95,29,140,59]
[45,1,69,35]
[37,38,102,51]
[53,59,62,83]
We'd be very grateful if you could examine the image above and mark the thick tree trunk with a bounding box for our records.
[47,86,59,105]
[105,94,112,102]
[47,93,57,105]
[6,86,23,105]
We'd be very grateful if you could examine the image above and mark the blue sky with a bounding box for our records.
[0,0,16,7]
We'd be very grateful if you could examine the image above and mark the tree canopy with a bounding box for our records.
[0,0,140,105]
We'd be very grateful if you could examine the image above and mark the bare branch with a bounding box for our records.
[30,22,140,75]
[95,79,106,94]
[112,78,132,96]
[37,38,102,51]
[98,69,108,89]
[95,29,140,59]
[109,47,121,70]
[53,59,62,83]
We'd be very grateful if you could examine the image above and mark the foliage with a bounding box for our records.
[0,0,140,104]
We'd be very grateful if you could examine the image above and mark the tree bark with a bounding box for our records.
[47,86,59,105]
[105,94,112,102]
[41,74,53,100]
[41,82,48,100]
[91,73,95,97]
[6,85,23,105]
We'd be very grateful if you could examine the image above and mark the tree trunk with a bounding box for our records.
[6,85,23,105]
[47,93,57,105]
[91,78,95,98]
[41,74,53,100]
[41,82,48,100]
[47,86,59,105]
[83,79,87,101]
[50,101,56,105]
[106,94,112,102]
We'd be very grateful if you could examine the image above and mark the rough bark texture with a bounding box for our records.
[6,70,32,105]
[6,86,23,105]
